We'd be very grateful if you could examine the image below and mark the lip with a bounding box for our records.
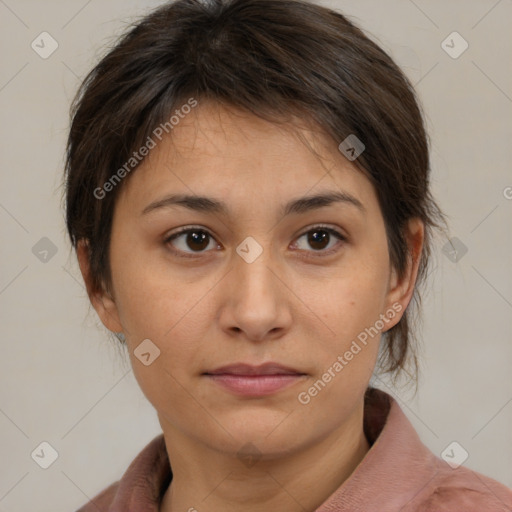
[203,363,307,397]
[206,363,303,376]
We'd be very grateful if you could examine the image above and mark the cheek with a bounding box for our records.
[115,273,207,363]
[108,232,185,337]
[295,254,390,408]
[293,272,387,427]
[116,277,210,426]
[108,259,205,398]
[307,257,390,345]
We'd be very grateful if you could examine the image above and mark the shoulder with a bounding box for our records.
[75,481,119,512]
[73,433,171,511]
[412,462,512,512]
[358,390,512,511]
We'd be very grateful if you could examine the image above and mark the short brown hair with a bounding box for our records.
[64,0,446,381]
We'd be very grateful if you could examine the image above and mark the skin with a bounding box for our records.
[78,101,424,512]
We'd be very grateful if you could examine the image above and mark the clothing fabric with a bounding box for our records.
[76,388,512,511]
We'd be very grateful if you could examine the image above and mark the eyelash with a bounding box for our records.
[163,224,346,260]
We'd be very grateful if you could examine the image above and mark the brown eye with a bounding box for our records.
[307,229,330,250]
[165,228,218,255]
[293,226,345,255]
[165,225,345,259]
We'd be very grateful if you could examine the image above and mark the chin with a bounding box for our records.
[202,407,311,455]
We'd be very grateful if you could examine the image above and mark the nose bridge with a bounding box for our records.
[221,233,291,340]
[234,233,279,302]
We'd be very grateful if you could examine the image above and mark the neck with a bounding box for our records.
[160,401,370,512]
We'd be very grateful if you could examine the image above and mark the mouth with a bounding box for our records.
[203,363,307,397]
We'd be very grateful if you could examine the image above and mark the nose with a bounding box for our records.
[218,240,293,343]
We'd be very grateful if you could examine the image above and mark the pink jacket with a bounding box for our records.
[76,388,512,511]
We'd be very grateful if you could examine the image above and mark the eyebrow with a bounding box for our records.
[141,190,365,217]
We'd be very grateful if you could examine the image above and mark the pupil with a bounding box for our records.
[308,230,329,250]
[188,231,209,251]
[184,229,330,252]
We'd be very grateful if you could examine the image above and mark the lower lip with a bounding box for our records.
[205,374,304,397]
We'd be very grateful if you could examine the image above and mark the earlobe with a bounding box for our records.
[384,218,424,326]
[76,240,123,333]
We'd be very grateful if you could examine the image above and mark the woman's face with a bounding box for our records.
[82,101,421,459]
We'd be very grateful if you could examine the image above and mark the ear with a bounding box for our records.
[383,218,424,329]
[76,239,123,333]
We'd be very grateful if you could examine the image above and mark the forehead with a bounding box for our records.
[155,101,337,168]
[117,101,378,216]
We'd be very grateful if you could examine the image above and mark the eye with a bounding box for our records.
[292,225,346,256]
[164,224,346,259]
[164,226,220,257]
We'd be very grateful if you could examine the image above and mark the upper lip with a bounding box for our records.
[204,363,305,376]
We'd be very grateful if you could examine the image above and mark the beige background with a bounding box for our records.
[0,1,511,510]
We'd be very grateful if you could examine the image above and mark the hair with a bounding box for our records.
[64,0,446,384]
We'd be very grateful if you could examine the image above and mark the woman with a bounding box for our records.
[65,0,512,510]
